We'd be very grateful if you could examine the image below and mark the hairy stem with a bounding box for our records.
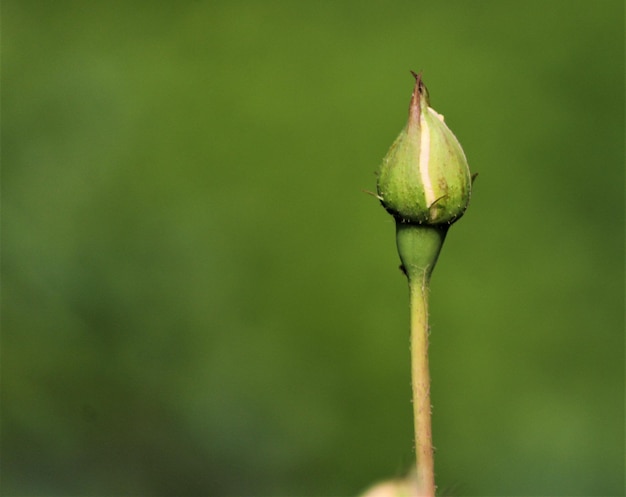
[409,275,435,497]
[395,223,447,497]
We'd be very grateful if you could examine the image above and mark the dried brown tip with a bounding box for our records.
[408,70,424,123]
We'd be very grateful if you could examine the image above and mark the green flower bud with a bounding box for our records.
[377,73,472,225]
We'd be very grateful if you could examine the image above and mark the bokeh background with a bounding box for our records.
[2,1,624,496]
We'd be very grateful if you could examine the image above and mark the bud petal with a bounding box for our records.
[377,73,472,225]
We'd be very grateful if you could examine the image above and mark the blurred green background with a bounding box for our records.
[2,1,624,496]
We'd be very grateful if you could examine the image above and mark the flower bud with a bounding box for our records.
[377,73,472,225]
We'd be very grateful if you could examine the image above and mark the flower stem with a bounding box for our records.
[395,223,447,497]
[409,276,435,497]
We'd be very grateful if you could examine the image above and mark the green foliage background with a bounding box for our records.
[2,1,624,495]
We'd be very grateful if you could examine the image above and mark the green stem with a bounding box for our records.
[409,275,435,497]
[395,223,448,497]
